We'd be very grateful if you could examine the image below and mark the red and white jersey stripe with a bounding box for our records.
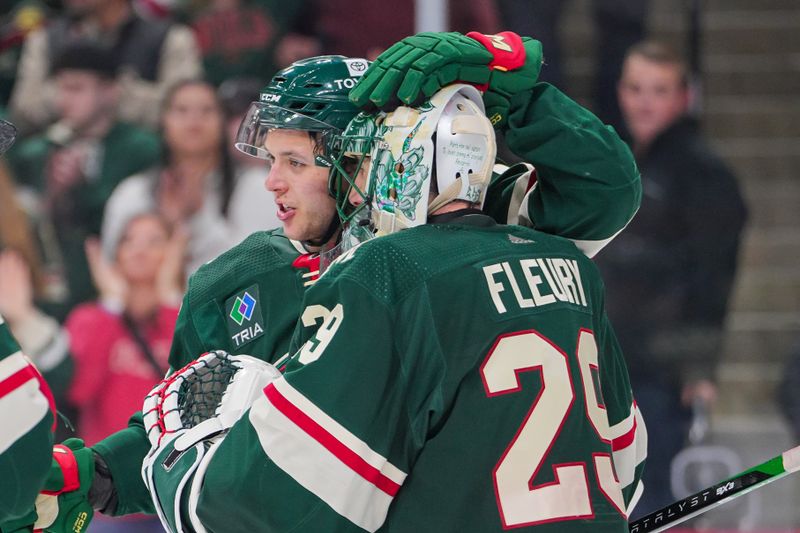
[0,351,51,454]
[248,376,407,532]
[609,401,647,492]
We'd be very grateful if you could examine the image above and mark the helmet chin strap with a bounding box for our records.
[427,177,464,214]
[301,211,342,251]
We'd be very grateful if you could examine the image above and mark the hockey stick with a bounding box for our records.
[629,445,800,532]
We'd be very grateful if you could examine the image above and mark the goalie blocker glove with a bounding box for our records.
[349,31,543,128]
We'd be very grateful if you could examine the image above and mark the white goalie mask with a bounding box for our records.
[331,84,496,237]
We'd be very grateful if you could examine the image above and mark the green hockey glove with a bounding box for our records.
[0,508,38,533]
[33,439,94,533]
[349,31,543,128]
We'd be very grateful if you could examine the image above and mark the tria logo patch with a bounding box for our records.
[225,285,265,348]
[229,291,256,326]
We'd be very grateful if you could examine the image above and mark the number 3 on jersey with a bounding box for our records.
[480,329,626,528]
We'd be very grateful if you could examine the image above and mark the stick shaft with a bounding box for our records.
[629,445,800,533]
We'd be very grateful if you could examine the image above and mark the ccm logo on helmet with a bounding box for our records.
[333,78,359,90]
[261,93,281,103]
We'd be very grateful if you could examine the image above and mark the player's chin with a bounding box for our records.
[288,210,336,242]
[283,218,314,243]
[282,221,303,241]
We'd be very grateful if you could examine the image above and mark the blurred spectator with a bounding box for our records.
[315,0,499,60]
[779,343,800,442]
[102,79,266,275]
[497,0,649,133]
[7,42,161,320]
[594,40,747,517]
[0,159,48,304]
[9,0,202,134]
[64,213,183,532]
[66,213,184,446]
[134,0,178,18]
[189,0,320,87]
[0,0,48,106]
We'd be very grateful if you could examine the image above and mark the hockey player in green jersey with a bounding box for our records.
[0,313,57,522]
[144,83,646,532]
[11,30,642,532]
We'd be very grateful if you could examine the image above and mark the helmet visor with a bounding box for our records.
[235,101,339,160]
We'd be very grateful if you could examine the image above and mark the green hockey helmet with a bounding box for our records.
[235,55,370,166]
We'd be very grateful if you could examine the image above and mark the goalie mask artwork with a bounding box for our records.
[329,84,497,239]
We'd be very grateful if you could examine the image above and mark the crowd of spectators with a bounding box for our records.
[9,41,161,319]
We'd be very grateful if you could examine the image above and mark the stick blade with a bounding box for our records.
[783,445,800,473]
[0,119,18,155]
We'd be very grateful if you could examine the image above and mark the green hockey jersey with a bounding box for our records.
[195,215,646,532]
[93,80,641,518]
[0,314,54,521]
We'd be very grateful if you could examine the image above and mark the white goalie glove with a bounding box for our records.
[141,350,281,533]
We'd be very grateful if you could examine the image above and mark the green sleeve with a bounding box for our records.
[485,83,641,256]
[0,321,54,521]
[91,412,155,516]
[0,416,53,522]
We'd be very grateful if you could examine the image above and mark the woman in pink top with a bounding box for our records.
[65,212,186,447]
